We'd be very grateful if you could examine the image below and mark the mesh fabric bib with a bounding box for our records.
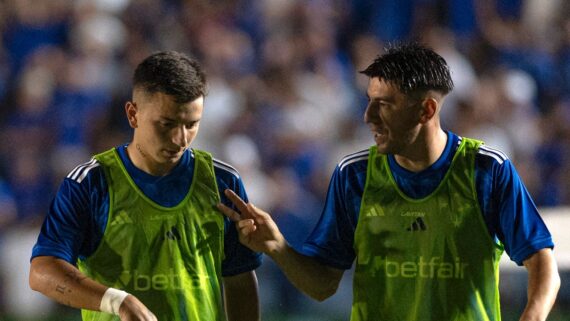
[78,148,225,321]
[352,138,503,321]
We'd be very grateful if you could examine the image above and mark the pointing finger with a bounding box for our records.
[217,203,241,222]
[223,189,252,218]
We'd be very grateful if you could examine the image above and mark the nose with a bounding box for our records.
[172,125,189,148]
[364,102,375,124]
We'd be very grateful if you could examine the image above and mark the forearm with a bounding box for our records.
[269,243,344,301]
[223,271,260,321]
[217,190,344,301]
[29,256,108,311]
[520,249,560,321]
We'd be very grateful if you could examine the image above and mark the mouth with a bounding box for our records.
[163,149,183,158]
[370,126,388,144]
[369,125,385,137]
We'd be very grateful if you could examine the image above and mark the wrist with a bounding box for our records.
[267,238,291,261]
[100,287,129,315]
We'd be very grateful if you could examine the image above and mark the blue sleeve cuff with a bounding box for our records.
[298,243,353,270]
[222,254,263,277]
[510,237,554,266]
[31,245,76,265]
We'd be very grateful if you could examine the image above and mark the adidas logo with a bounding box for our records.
[407,217,427,231]
[110,211,133,226]
[365,207,385,217]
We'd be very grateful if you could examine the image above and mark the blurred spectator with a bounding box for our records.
[221,134,276,209]
[2,0,70,76]
[424,26,478,128]
[1,49,58,226]
[0,175,15,318]
[0,0,569,319]
[0,176,16,231]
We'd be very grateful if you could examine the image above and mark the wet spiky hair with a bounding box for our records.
[360,42,453,95]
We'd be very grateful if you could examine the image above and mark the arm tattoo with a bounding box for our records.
[55,271,88,296]
[56,284,66,294]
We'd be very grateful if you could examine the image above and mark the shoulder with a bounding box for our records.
[190,150,241,180]
[65,157,106,186]
[204,153,244,195]
[337,148,369,173]
[212,156,241,182]
[473,142,514,180]
[454,134,508,167]
[455,134,509,172]
[332,148,370,191]
[470,140,522,195]
[476,143,509,167]
[53,157,109,210]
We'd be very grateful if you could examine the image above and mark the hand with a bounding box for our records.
[217,189,287,256]
[119,295,157,321]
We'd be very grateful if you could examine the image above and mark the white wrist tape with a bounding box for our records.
[100,288,129,315]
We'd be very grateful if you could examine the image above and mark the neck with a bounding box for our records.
[394,128,448,172]
[126,143,173,176]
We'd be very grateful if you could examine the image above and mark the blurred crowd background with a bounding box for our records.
[0,0,569,320]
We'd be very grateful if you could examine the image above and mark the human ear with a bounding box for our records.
[419,98,438,124]
[125,102,138,128]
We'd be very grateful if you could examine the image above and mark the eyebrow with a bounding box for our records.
[367,95,395,103]
[378,96,395,103]
[159,116,201,123]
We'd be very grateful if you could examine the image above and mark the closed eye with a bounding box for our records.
[159,121,175,128]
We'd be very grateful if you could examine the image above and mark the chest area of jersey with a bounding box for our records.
[106,176,224,252]
[359,184,477,235]
[355,155,491,270]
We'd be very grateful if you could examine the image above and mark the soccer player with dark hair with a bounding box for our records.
[218,43,560,321]
[30,51,261,321]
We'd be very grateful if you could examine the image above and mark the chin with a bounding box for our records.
[376,143,400,156]
[374,143,390,154]
[154,155,177,165]
[165,156,182,163]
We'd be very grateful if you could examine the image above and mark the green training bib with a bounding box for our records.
[352,138,503,321]
[78,148,225,321]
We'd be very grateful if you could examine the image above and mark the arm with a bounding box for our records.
[519,248,560,321]
[479,157,560,319]
[269,241,345,301]
[223,271,260,321]
[218,189,344,301]
[29,256,156,321]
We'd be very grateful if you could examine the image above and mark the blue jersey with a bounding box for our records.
[300,131,553,269]
[32,145,262,277]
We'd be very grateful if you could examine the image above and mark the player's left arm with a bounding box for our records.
[484,155,560,320]
[214,160,261,321]
[223,271,260,321]
[520,248,560,321]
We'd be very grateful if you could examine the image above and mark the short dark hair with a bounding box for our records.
[133,51,207,103]
[360,43,454,96]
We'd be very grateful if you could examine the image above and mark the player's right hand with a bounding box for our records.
[119,295,157,321]
[217,189,287,256]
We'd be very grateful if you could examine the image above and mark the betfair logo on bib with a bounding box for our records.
[119,269,208,290]
[360,256,468,279]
